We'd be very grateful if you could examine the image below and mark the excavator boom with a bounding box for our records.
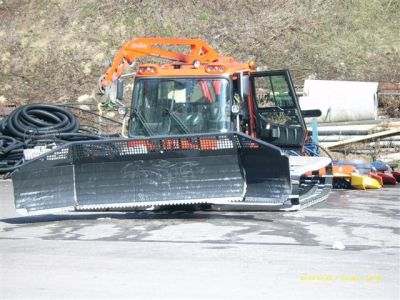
[100,38,221,91]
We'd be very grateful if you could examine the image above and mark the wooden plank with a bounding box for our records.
[326,128,400,149]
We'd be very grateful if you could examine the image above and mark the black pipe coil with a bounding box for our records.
[0,104,103,175]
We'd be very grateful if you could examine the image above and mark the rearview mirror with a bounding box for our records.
[116,79,124,101]
[301,109,322,118]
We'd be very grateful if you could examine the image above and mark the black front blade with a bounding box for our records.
[12,133,292,215]
[12,164,76,214]
[13,134,246,214]
[74,153,245,208]
[236,134,291,203]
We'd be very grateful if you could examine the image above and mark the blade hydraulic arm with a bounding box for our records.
[99,38,220,92]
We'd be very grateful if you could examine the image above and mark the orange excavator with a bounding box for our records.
[11,38,332,215]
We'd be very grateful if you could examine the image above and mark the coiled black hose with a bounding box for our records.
[0,104,103,175]
[2,104,79,138]
[0,135,25,172]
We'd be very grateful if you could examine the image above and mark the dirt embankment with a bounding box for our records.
[0,0,399,107]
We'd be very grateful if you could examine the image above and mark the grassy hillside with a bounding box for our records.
[0,0,399,105]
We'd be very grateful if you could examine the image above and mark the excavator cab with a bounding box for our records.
[129,78,232,136]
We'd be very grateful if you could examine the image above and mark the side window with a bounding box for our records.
[254,75,294,109]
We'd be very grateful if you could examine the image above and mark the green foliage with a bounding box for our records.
[199,12,211,22]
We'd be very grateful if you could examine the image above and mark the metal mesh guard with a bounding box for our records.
[37,133,269,163]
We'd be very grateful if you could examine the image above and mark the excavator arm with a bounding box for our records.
[99,38,220,92]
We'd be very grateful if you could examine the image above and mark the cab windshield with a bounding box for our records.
[129,78,231,136]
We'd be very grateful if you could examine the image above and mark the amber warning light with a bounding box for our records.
[205,65,225,73]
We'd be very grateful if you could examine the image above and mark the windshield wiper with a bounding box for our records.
[131,108,154,136]
[164,109,190,134]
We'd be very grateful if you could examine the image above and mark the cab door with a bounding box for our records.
[249,70,307,149]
